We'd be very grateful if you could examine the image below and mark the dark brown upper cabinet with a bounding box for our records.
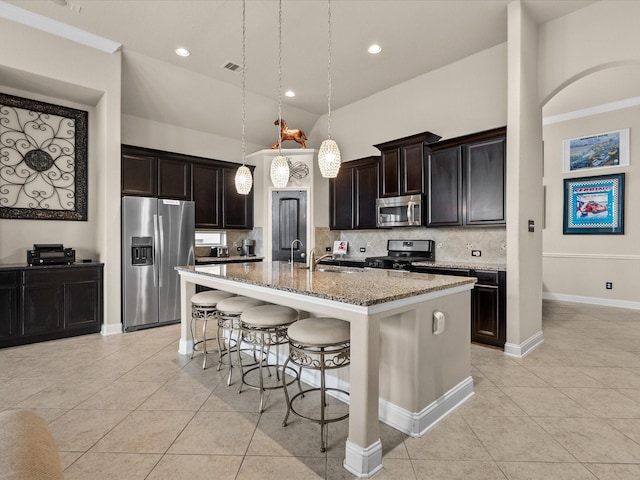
[374,131,441,198]
[121,145,254,230]
[426,127,506,227]
[157,157,191,200]
[222,167,254,230]
[192,163,222,229]
[122,150,157,197]
[330,156,380,230]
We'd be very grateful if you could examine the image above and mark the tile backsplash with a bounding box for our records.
[315,227,506,265]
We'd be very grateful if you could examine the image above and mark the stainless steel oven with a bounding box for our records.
[376,194,422,227]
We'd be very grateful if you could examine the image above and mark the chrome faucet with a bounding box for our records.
[290,239,303,264]
[309,251,334,271]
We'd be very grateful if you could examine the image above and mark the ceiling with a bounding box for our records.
[3,0,598,147]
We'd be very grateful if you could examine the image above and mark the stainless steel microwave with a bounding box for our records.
[376,194,423,227]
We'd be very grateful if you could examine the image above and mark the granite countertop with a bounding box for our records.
[412,261,506,271]
[195,256,264,264]
[176,261,476,307]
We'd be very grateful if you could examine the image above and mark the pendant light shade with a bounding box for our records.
[318,0,341,178]
[235,0,252,195]
[318,139,341,178]
[270,0,290,189]
[235,165,253,194]
[270,155,289,188]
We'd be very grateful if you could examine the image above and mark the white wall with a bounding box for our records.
[0,17,122,331]
[308,43,508,160]
[0,86,98,263]
[543,105,638,306]
[539,1,640,309]
[122,114,264,164]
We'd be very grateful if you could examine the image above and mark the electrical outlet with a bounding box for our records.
[325,247,331,252]
[359,247,366,253]
[471,250,482,257]
[606,282,613,290]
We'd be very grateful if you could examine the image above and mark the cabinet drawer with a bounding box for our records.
[0,271,18,287]
[23,267,101,285]
[412,266,472,277]
[473,270,499,286]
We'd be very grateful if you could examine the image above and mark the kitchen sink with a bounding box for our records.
[315,266,364,274]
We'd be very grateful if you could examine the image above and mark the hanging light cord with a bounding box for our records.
[241,0,246,164]
[327,0,332,140]
[277,0,283,156]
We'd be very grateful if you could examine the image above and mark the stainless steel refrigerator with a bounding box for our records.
[122,196,195,331]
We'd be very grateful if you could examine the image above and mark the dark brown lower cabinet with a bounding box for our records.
[471,270,506,348]
[0,264,103,348]
[412,266,506,348]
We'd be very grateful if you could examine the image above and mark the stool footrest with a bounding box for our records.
[286,387,349,425]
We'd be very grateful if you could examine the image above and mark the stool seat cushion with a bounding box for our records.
[191,290,235,307]
[216,296,266,314]
[241,305,298,327]
[287,318,350,346]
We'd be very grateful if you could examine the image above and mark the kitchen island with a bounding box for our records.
[176,261,475,478]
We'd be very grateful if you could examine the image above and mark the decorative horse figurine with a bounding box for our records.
[271,119,308,149]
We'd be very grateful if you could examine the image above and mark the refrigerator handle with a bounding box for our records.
[153,214,159,287]
[158,214,165,287]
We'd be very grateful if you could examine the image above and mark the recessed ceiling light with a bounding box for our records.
[368,44,382,55]
[285,90,296,98]
[175,47,191,57]
[49,0,68,5]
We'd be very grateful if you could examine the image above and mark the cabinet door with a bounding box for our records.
[471,271,506,348]
[0,271,18,342]
[330,166,354,230]
[192,164,222,228]
[65,281,101,331]
[354,161,379,229]
[427,146,463,226]
[401,143,424,195]
[464,137,506,225]
[158,157,191,200]
[380,149,400,197]
[471,284,502,346]
[122,152,157,196]
[22,284,64,336]
[222,168,253,229]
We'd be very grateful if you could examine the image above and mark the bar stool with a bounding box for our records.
[215,296,266,386]
[282,317,350,452]
[238,304,300,413]
[190,290,236,369]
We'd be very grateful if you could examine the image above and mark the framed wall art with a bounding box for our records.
[562,128,629,173]
[0,92,88,220]
[563,173,625,235]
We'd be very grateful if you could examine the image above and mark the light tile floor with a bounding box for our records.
[2,300,640,479]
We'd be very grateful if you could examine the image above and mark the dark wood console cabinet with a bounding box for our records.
[412,265,506,349]
[329,156,380,230]
[0,264,103,348]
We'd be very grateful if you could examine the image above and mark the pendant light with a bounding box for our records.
[270,0,290,188]
[235,0,253,195]
[317,0,341,178]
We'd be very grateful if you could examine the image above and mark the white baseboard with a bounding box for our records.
[344,439,384,478]
[179,338,194,356]
[100,322,123,336]
[377,376,474,437]
[543,292,640,310]
[504,330,544,358]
